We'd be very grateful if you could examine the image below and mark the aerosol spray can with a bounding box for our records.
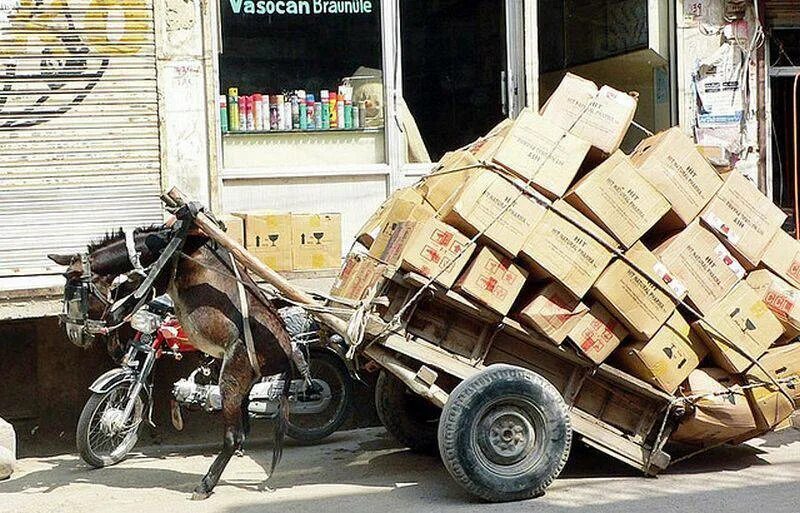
[344,100,353,130]
[329,91,338,128]
[337,97,345,129]
[227,87,239,132]
[276,94,285,130]
[219,95,228,132]
[269,95,279,130]
[314,101,322,129]
[253,94,263,131]
[283,98,292,130]
[261,96,270,131]
[352,103,359,130]
[238,95,247,132]
[246,96,255,131]
[320,90,330,130]
[358,100,367,128]
[291,94,300,129]
[306,94,316,130]
[299,95,307,130]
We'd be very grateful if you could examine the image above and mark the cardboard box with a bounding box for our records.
[520,207,614,299]
[415,151,480,211]
[454,247,528,316]
[615,311,708,394]
[438,169,545,256]
[743,344,800,432]
[761,229,800,289]
[216,213,245,247]
[592,242,683,340]
[329,253,387,301]
[291,213,342,270]
[700,170,787,269]
[745,269,800,338]
[693,282,783,374]
[541,73,637,155]
[395,218,475,289]
[567,302,628,364]
[552,199,620,250]
[671,368,757,446]
[564,151,670,249]
[491,109,590,199]
[235,211,293,271]
[654,221,745,314]
[630,127,723,229]
[517,282,590,345]
[468,119,513,161]
[367,189,436,260]
[356,188,433,250]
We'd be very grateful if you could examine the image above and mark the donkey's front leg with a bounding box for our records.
[192,344,255,500]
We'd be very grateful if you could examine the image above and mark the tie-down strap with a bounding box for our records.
[230,252,261,379]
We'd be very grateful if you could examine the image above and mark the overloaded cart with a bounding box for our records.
[169,72,800,502]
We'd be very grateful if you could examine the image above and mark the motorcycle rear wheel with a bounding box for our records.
[286,351,353,443]
[76,383,144,468]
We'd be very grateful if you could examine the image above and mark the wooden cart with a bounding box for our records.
[166,189,683,503]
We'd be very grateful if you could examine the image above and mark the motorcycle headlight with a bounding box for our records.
[130,310,162,334]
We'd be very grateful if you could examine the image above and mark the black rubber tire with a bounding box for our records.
[438,365,572,502]
[286,350,353,443]
[375,370,440,454]
[76,385,144,468]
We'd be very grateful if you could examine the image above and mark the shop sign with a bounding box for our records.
[228,0,374,15]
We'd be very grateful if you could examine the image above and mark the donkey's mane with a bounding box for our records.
[87,225,165,254]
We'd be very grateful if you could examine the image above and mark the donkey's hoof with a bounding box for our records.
[191,489,212,501]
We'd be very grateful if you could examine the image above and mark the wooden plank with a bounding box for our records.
[378,334,482,380]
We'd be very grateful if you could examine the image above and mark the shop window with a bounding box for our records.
[218,1,385,168]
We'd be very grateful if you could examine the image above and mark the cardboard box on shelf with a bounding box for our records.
[367,189,436,261]
[517,282,590,345]
[520,207,614,299]
[454,247,527,316]
[615,311,708,394]
[235,211,293,271]
[438,169,545,256]
[541,73,638,155]
[356,188,433,251]
[330,253,387,301]
[693,282,783,374]
[742,343,800,432]
[592,242,684,340]
[291,213,342,270]
[630,127,723,230]
[654,220,745,314]
[491,109,591,199]
[394,218,475,289]
[700,170,787,269]
[761,229,800,289]
[745,269,800,338]
[564,151,670,249]
[415,151,480,211]
[567,302,628,364]
[216,214,245,247]
[671,368,757,446]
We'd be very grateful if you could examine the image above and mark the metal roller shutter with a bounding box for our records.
[764,1,800,27]
[0,0,162,276]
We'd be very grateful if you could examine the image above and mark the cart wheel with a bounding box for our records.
[375,370,440,454]
[438,365,572,502]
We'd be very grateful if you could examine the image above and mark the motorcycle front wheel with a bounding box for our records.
[286,351,353,443]
[76,383,145,468]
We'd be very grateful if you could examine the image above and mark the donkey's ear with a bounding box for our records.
[48,253,77,266]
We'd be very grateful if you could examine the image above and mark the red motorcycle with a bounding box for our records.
[75,296,354,468]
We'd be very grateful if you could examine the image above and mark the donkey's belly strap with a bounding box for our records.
[230,252,261,379]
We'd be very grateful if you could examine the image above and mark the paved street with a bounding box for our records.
[2,427,799,513]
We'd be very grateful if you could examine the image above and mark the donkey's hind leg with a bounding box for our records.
[192,343,255,500]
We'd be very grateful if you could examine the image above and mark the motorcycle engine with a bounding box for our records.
[172,379,222,412]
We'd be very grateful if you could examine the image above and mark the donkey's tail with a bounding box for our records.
[266,368,292,481]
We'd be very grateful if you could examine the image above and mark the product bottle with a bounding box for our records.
[337,96,345,129]
[291,94,300,129]
[238,95,247,132]
[246,96,255,131]
[314,101,323,129]
[261,96,270,131]
[329,91,338,128]
[306,94,315,130]
[219,95,228,132]
[299,95,307,130]
[320,90,330,130]
[227,87,239,132]
[269,95,279,130]
[275,94,285,131]
[283,99,293,130]
[253,93,263,131]
[358,100,367,128]
[352,104,359,130]
[344,100,353,130]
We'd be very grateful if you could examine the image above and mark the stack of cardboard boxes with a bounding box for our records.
[333,72,800,447]
[216,212,342,272]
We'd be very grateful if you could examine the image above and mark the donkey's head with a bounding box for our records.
[48,226,170,348]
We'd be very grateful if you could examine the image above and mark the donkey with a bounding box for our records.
[49,224,297,500]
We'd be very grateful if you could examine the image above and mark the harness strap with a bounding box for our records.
[230,252,261,379]
[124,229,146,276]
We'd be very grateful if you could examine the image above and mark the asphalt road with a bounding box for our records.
[2,427,799,513]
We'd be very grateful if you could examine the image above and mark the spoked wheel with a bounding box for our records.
[286,351,353,443]
[375,370,440,454]
[76,383,145,468]
[438,365,572,502]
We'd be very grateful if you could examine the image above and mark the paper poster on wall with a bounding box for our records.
[693,43,744,129]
